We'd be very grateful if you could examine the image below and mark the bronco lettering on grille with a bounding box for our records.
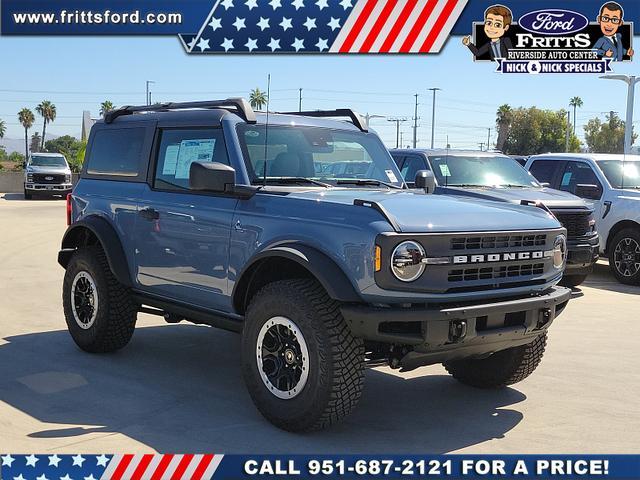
[453,251,546,264]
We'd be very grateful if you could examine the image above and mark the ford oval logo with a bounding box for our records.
[45,176,53,180]
[519,9,589,36]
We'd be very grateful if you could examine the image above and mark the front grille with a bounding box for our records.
[552,211,591,238]
[33,173,65,184]
[449,263,545,282]
[451,234,547,250]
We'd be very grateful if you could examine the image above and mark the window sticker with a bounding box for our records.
[561,172,572,187]
[439,164,451,177]
[174,139,216,179]
[385,169,398,183]
[162,144,180,175]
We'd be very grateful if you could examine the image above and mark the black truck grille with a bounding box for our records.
[449,263,545,282]
[33,173,65,184]
[451,234,547,250]
[552,211,591,238]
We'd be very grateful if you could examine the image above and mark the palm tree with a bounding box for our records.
[30,133,41,154]
[569,96,583,135]
[495,104,513,152]
[0,119,5,139]
[36,100,57,150]
[18,108,35,161]
[249,88,268,110]
[100,100,115,117]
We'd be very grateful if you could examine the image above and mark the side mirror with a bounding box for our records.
[189,162,236,193]
[22,162,27,169]
[415,170,436,194]
[540,182,551,188]
[575,183,602,200]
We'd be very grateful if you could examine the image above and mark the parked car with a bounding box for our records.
[525,153,640,285]
[23,152,73,199]
[510,155,529,167]
[390,149,598,287]
[58,99,571,432]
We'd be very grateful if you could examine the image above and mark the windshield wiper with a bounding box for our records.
[252,177,332,188]
[498,184,529,188]
[447,184,489,188]
[336,179,402,189]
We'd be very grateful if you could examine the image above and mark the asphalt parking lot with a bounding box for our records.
[1,193,639,454]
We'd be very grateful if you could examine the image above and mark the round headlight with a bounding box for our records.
[553,234,567,269]
[391,241,426,282]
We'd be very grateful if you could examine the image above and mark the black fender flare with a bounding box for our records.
[58,216,132,287]
[232,244,362,312]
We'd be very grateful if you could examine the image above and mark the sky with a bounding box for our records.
[0,33,638,149]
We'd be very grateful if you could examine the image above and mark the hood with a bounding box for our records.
[436,186,588,209]
[286,188,562,233]
[27,165,70,174]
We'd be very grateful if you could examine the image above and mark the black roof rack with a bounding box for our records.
[103,98,257,124]
[278,109,368,132]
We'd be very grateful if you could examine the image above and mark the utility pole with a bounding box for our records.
[146,80,155,105]
[601,75,640,154]
[565,111,571,152]
[487,127,491,151]
[298,88,303,112]
[428,87,441,149]
[388,117,407,148]
[412,94,419,148]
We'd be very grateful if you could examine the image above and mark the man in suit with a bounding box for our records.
[593,2,634,61]
[462,5,513,61]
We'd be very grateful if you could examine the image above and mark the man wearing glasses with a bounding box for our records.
[593,2,634,61]
[462,5,513,61]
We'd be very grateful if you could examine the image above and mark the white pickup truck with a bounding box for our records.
[525,153,640,285]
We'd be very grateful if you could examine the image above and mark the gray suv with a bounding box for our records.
[58,99,571,431]
[24,152,73,199]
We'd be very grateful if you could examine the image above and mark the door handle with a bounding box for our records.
[139,207,160,221]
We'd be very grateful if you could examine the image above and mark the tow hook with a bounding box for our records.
[449,320,467,343]
[536,308,553,330]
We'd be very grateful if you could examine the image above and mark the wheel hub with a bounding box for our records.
[614,237,640,277]
[71,271,98,329]
[256,317,309,400]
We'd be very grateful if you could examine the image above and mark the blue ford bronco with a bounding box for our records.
[58,99,571,431]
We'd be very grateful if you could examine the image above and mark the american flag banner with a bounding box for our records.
[178,0,468,54]
[0,454,224,480]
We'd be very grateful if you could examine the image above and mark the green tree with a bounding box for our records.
[569,96,583,135]
[45,135,85,171]
[65,139,87,173]
[100,100,115,117]
[30,132,42,154]
[0,118,6,139]
[503,107,580,155]
[35,100,57,149]
[249,88,268,110]
[495,104,513,152]
[584,112,637,153]
[18,108,35,162]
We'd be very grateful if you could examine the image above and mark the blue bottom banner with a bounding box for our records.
[2,454,640,479]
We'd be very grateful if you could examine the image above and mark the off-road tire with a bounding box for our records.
[62,246,137,353]
[24,189,32,200]
[444,333,547,388]
[241,279,365,432]
[608,228,640,285]
[559,274,588,288]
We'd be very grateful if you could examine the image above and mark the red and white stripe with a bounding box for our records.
[100,454,224,480]
[330,0,468,53]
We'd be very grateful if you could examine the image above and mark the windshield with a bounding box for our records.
[597,160,640,189]
[30,155,67,167]
[237,125,403,188]
[428,154,540,188]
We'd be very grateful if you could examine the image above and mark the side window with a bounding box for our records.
[560,161,603,199]
[154,129,229,191]
[87,127,147,177]
[529,160,561,186]
[391,154,404,168]
[401,155,428,183]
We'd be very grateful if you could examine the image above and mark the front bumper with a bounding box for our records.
[25,183,73,194]
[341,286,571,370]
[565,233,599,275]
